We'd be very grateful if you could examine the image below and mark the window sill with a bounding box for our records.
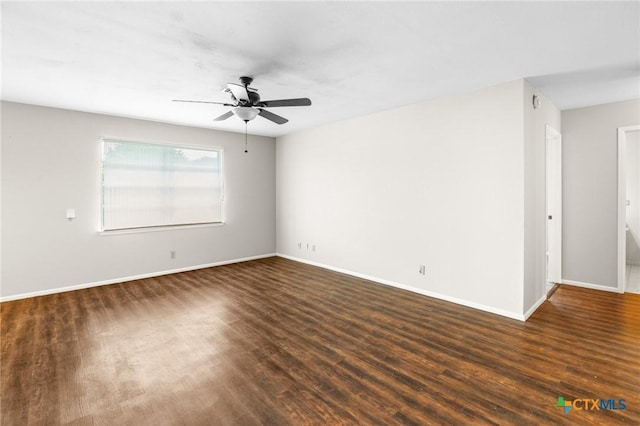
[99,222,225,236]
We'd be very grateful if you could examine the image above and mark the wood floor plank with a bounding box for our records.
[2,257,639,425]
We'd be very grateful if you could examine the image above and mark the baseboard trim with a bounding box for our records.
[277,254,525,321]
[561,279,623,294]
[0,253,277,302]
[523,295,547,320]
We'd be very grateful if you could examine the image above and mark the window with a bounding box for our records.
[101,138,223,231]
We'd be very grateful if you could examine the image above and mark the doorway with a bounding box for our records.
[546,125,562,294]
[618,125,640,293]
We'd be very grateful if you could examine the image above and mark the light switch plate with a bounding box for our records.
[66,208,76,219]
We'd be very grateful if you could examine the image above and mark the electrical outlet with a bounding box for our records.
[297,242,302,249]
[419,265,426,275]
[312,245,316,252]
[170,251,176,259]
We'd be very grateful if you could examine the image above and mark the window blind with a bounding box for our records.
[101,139,223,231]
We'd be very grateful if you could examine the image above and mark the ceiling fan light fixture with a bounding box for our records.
[233,106,259,121]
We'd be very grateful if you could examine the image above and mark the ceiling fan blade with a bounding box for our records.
[213,111,234,122]
[227,83,250,103]
[258,109,288,125]
[173,99,234,106]
[258,98,312,108]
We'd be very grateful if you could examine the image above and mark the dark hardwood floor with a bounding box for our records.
[1,257,639,425]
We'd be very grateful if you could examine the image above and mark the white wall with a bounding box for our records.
[626,130,640,265]
[1,102,276,299]
[277,80,531,318]
[562,99,640,288]
[523,81,562,312]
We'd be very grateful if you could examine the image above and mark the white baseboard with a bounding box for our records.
[561,279,623,294]
[277,253,526,321]
[523,295,547,320]
[0,253,276,303]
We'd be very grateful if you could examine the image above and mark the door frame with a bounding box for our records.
[617,125,640,292]
[545,125,562,294]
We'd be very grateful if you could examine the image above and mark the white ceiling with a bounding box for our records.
[2,1,639,138]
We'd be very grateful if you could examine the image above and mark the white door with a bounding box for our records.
[546,126,562,288]
[618,126,640,292]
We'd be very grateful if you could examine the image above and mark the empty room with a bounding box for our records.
[1,1,639,425]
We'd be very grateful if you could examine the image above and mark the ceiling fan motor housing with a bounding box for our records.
[248,91,260,105]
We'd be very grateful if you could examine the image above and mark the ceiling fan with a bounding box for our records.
[173,76,312,125]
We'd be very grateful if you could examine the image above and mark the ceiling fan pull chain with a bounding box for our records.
[244,121,249,153]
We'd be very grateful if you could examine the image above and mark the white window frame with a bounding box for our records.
[99,137,224,234]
